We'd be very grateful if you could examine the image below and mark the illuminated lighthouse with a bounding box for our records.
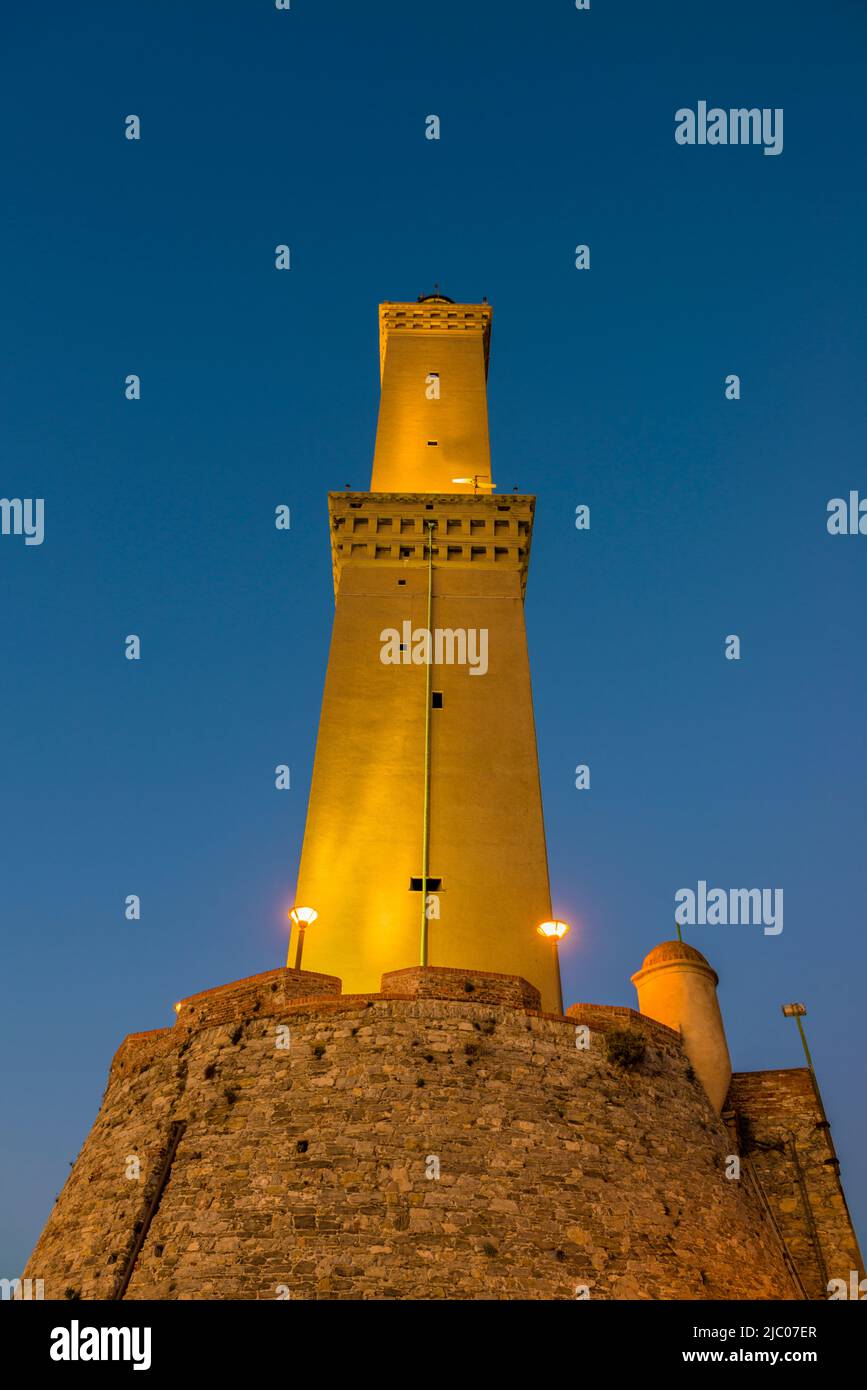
[292,295,562,1010]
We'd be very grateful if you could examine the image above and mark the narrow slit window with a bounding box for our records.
[432,691,443,709]
[409,877,443,892]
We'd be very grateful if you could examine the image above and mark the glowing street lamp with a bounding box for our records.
[537,920,570,940]
[288,906,318,970]
[537,920,571,1015]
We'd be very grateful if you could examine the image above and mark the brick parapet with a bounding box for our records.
[382,966,541,1009]
[567,1001,681,1045]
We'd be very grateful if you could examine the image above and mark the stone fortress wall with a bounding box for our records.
[26,964,837,1301]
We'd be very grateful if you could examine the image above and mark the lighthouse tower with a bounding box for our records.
[292,295,562,1010]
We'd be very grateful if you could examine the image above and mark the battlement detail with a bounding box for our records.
[329,492,535,598]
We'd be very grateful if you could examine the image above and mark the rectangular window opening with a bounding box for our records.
[432,691,443,709]
[409,877,443,892]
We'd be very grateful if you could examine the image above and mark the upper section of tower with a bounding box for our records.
[370,297,494,495]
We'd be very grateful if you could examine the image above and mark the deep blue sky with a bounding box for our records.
[3,1,865,1276]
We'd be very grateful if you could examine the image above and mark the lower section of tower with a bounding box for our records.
[294,491,561,1010]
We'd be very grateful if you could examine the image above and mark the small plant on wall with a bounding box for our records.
[606,1030,646,1070]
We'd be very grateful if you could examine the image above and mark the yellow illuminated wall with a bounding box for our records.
[371,300,493,494]
[292,298,562,1010]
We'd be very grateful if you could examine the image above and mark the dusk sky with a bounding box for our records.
[2,1,866,1275]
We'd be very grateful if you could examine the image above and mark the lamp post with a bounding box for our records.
[781,1002,814,1069]
[537,919,570,1015]
[288,906,318,970]
[781,1002,840,1175]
